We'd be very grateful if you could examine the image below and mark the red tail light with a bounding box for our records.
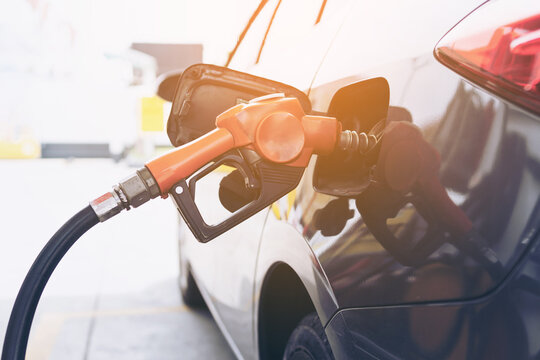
[435,2,540,115]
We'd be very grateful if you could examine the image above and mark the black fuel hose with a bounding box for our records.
[2,206,99,360]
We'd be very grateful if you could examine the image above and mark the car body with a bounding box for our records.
[178,0,540,359]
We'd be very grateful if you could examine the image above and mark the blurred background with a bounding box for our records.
[0,0,256,358]
[0,0,255,160]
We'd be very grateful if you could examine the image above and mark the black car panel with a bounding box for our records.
[293,57,540,308]
[326,225,540,359]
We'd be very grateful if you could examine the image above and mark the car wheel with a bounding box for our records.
[283,313,335,360]
[178,242,206,308]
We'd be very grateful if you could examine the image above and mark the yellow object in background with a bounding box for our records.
[141,96,166,132]
[0,139,41,159]
[272,189,296,220]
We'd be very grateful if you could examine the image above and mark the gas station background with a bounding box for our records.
[0,2,257,357]
[0,0,255,160]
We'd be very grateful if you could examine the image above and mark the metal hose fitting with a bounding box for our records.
[337,130,377,154]
[90,167,160,222]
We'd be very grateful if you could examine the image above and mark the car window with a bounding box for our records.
[228,0,279,70]
[256,0,324,64]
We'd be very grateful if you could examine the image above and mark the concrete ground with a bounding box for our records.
[0,159,236,359]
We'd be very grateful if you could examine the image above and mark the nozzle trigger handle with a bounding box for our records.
[170,153,304,243]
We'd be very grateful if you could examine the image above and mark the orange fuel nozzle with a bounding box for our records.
[145,93,341,196]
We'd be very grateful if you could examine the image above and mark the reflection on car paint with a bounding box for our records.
[289,79,540,312]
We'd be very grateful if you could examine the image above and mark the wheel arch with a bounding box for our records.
[255,217,339,360]
[257,262,316,360]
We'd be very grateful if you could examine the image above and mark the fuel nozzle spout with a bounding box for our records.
[91,94,373,224]
[90,167,160,222]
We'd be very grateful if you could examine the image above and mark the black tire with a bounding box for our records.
[283,313,335,360]
[178,266,206,308]
[178,235,206,308]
